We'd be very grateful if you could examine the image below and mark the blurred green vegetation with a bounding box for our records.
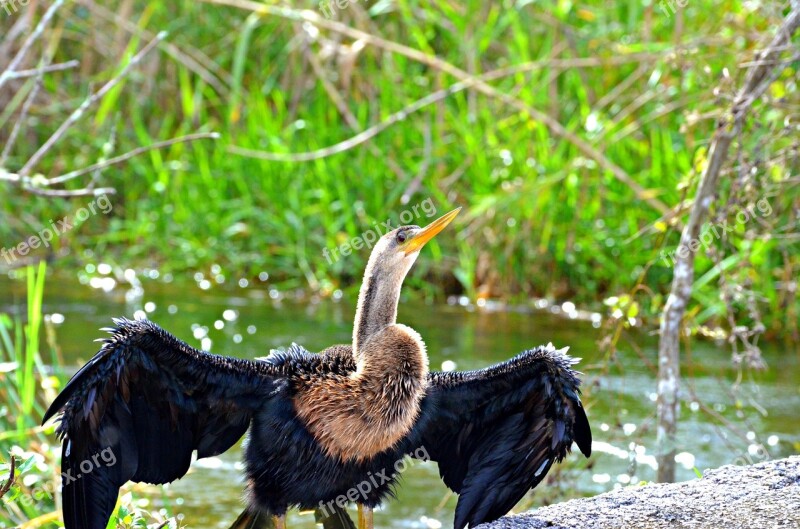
[0,0,797,341]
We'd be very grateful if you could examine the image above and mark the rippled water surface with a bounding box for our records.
[3,274,798,529]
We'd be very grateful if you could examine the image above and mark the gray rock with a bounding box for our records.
[481,456,800,529]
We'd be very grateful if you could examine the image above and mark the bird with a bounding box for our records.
[43,207,592,529]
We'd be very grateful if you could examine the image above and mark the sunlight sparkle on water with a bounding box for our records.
[623,423,636,435]
[441,360,457,372]
[194,456,224,469]
[89,277,116,291]
[674,451,695,469]
[420,515,442,529]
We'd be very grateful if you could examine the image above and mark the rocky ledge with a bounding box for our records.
[482,456,800,529]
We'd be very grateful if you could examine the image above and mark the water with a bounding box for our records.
[2,273,798,529]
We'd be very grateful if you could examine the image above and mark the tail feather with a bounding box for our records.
[316,505,356,529]
[228,509,275,529]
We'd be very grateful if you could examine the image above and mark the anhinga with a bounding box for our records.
[43,208,592,529]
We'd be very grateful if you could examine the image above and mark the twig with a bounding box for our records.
[1,60,80,80]
[0,455,15,499]
[22,187,117,198]
[0,0,65,91]
[46,132,220,185]
[656,5,800,483]
[18,32,167,178]
[2,132,218,196]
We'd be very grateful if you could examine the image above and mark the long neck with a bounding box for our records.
[352,260,404,357]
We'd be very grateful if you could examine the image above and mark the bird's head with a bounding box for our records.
[367,207,461,279]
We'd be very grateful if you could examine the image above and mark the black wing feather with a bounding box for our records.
[42,318,280,529]
[412,344,592,529]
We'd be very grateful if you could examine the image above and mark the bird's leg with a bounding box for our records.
[357,504,374,529]
[273,515,286,529]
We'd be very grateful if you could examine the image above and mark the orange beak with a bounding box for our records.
[401,207,461,255]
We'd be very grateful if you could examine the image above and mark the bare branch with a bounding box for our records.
[1,60,80,80]
[46,132,220,185]
[24,187,117,198]
[656,5,800,484]
[0,0,65,91]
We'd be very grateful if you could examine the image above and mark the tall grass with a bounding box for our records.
[0,261,51,441]
[0,262,59,527]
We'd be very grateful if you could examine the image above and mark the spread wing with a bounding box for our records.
[42,318,283,529]
[411,344,592,529]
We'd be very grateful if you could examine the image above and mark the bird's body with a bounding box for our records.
[44,208,592,529]
[245,338,425,514]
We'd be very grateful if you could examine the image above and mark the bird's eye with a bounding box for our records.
[396,231,408,244]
